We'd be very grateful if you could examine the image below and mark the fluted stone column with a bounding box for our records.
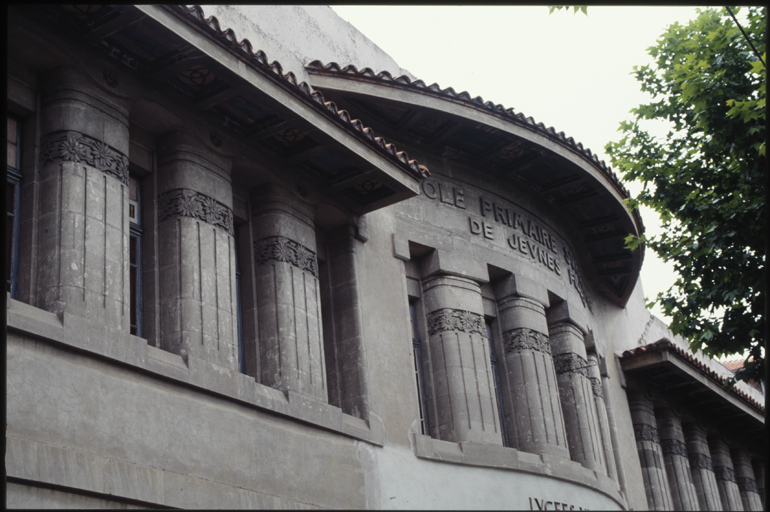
[37,68,130,330]
[251,183,326,400]
[586,352,618,482]
[157,132,238,370]
[654,405,699,510]
[752,459,765,507]
[549,320,606,473]
[731,446,763,511]
[709,435,744,511]
[422,275,502,444]
[628,390,674,511]
[494,280,569,458]
[682,422,723,511]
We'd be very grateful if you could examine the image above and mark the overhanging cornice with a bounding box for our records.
[12,4,431,216]
[620,339,764,442]
[306,62,645,306]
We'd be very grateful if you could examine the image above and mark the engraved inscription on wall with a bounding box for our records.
[420,177,590,308]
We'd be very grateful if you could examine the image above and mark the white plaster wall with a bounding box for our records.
[359,443,622,510]
[197,5,414,83]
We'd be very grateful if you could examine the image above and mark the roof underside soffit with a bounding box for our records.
[306,62,645,306]
[11,4,428,217]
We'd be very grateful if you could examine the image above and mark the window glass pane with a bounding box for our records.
[7,116,17,142]
[129,235,138,335]
[6,215,13,289]
[129,176,137,201]
[7,141,17,167]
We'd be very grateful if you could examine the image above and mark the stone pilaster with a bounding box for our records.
[682,422,723,511]
[654,405,699,511]
[752,459,765,507]
[251,183,326,400]
[731,446,763,511]
[422,275,502,444]
[708,435,744,511]
[494,291,569,458]
[586,352,618,482]
[549,321,606,473]
[37,68,130,331]
[156,132,238,370]
[628,390,674,511]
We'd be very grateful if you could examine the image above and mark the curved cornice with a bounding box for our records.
[306,60,641,223]
[306,60,646,306]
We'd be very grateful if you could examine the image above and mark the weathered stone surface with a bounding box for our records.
[628,390,674,510]
[654,405,699,511]
[549,320,606,474]
[495,293,570,459]
[709,435,744,511]
[682,422,723,511]
[731,445,764,511]
[421,275,503,445]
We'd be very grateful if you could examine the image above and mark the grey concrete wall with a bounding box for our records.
[197,5,414,82]
[6,327,369,509]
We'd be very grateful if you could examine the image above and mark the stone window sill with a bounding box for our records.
[6,297,384,446]
[411,432,626,509]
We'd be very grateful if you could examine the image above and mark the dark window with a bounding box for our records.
[486,319,508,446]
[235,228,244,373]
[7,115,21,299]
[129,176,142,336]
[410,301,430,435]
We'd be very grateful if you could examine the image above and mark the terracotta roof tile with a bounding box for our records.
[166,6,430,180]
[621,338,764,413]
[305,60,635,203]
[722,358,745,372]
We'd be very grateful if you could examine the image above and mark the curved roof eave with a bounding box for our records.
[307,61,645,306]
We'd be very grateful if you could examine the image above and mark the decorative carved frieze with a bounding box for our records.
[158,188,234,236]
[689,453,714,471]
[737,477,758,493]
[589,376,603,398]
[255,236,318,278]
[634,423,660,444]
[661,438,688,457]
[553,352,589,377]
[714,465,737,483]
[42,130,129,184]
[427,309,485,337]
[501,328,551,355]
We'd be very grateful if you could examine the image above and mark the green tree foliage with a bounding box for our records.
[605,7,766,383]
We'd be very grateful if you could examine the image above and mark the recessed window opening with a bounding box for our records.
[128,175,142,337]
[6,115,22,299]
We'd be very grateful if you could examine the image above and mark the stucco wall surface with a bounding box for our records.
[196,5,414,83]
[6,330,369,509]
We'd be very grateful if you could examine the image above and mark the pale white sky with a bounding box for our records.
[332,5,715,322]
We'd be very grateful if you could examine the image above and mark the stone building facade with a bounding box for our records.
[6,5,765,510]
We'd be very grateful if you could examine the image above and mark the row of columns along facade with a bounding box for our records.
[412,274,619,478]
[13,69,365,413]
[10,69,764,511]
[411,275,765,511]
[629,389,765,511]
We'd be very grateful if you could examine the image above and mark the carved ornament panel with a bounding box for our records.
[634,423,660,444]
[42,130,129,184]
[553,352,589,377]
[502,328,550,355]
[255,236,318,278]
[158,188,234,236]
[427,309,485,337]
